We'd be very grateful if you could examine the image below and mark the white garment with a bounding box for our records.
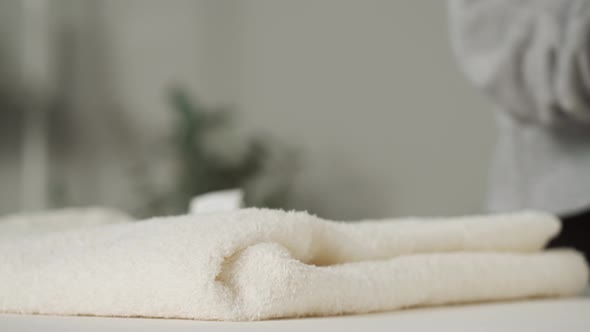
[0,208,587,321]
[449,0,590,215]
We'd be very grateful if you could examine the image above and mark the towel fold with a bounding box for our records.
[0,208,587,320]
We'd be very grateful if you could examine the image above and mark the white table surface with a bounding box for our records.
[2,293,589,332]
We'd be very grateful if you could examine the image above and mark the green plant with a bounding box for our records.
[134,87,297,217]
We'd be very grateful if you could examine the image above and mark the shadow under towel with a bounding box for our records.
[0,208,587,321]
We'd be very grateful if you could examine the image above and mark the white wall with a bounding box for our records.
[231,0,495,219]
[1,0,495,219]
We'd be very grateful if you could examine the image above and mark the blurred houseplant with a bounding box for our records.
[135,87,298,217]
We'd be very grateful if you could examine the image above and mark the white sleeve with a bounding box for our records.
[449,0,590,127]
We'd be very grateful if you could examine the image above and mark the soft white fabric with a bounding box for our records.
[449,0,590,215]
[0,208,587,321]
[0,207,132,238]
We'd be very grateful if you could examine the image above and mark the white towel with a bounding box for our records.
[0,207,132,238]
[0,208,587,321]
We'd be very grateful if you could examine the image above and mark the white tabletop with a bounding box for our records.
[2,293,589,332]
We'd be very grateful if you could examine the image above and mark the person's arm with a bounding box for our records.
[449,0,590,128]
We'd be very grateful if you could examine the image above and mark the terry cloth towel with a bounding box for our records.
[0,208,587,321]
[0,207,132,238]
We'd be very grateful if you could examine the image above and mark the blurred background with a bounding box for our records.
[0,0,493,220]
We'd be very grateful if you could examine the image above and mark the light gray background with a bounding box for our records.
[0,0,494,219]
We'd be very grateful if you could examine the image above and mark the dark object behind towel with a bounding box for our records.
[549,210,590,263]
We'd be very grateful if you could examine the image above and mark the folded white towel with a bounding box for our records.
[0,207,132,238]
[0,208,587,320]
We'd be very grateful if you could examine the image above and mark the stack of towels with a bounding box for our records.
[0,208,587,321]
